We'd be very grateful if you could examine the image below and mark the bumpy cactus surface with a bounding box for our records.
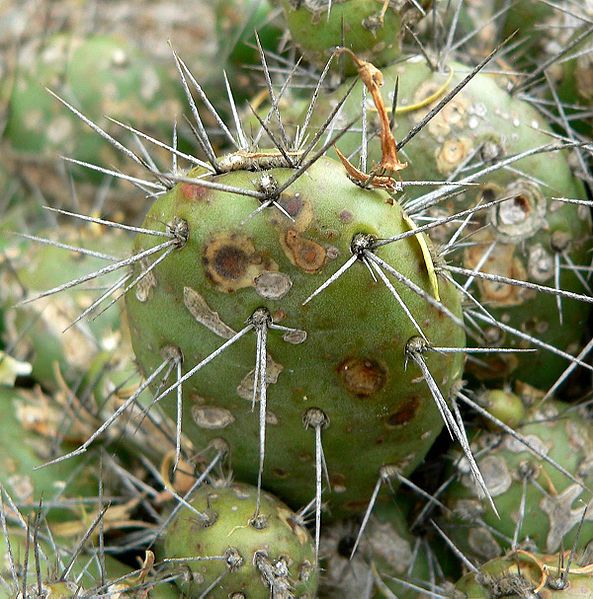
[279,0,432,71]
[125,151,465,516]
[313,57,593,387]
[442,387,593,561]
[5,1,593,598]
[160,481,318,598]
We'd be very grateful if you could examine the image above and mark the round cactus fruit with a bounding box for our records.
[278,0,432,71]
[159,481,318,598]
[124,151,466,516]
[454,551,593,598]
[315,56,593,388]
[441,386,593,562]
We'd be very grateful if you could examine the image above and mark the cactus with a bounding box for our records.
[0,523,180,598]
[1,34,185,214]
[278,0,432,71]
[123,151,466,516]
[454,550,593,598]
[4,1,593,597]
[308,56,593,388]
[0,386,100,524]
[1,225,131,390]
[441,386,593,562]
[159,480,318,598]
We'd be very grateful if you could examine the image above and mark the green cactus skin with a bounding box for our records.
[160,481,318,598]
[2,34,184,196]
[125,153,465,517]
[1,226,131,391]
[314,57,593,388]
[551,30,593,137]
[454,551,593,598]
[215,0,282,73]
[319,501,430,598]
[480,388,527,431]
[278,0,432,71]
[441,389,593,562]
[0,386,100,524]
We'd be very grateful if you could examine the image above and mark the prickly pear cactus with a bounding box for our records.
[441,387,593,561]
[1,226,131,390]
[2,34,184,211]
[316,57,593,387]
[0,524,180,598]
[454,550,593,598]
[6,2,593,598]
[124,152,465,515]
[160,481,318,598]
[278,0,432,70]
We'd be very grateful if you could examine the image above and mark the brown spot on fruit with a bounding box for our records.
[435,137,473,174]
[490,180,546,242]
[191,406,235,429]
[339,210,353,223]
[214,245,248,279]
[277,192,304,218]
[180,182,209,202]
[283,229,326,273]
[272,467,289,478]
[386,396,421,427]
[331,473,346,487]
[337,357,387,397]
[203,233,277,292]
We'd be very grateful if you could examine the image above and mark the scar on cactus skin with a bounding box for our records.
[9,23,593,599]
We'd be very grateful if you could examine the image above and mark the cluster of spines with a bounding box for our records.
[2,1,593,597]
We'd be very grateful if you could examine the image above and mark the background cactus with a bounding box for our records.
[2,1,593,597]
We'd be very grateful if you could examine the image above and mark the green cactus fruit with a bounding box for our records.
[314,57,592,388]
[441,387,593,562]
[159,481,318,598]
[278,0,432,71]
[1,225,131,391]
[2,34,184,205]
[320,501,430,598]
[454,551,593,598]
[124,151,465,516]
[480,388,527,430]
[0,385,101,523]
